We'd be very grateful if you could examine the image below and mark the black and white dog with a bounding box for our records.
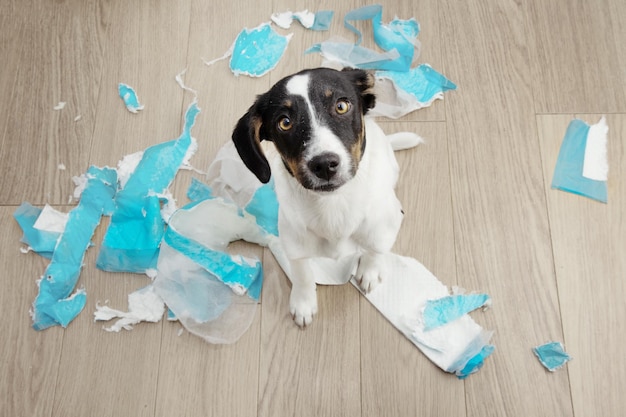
[232,68,420,327]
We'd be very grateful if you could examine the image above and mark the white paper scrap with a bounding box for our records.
[582,116,609,181]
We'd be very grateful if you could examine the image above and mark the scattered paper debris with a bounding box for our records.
[533,341,572,371]
[271,10,334,31]
[552,117,608,203]
[74,114,82,122]
[94,285,165,332]
[57,163,66,170]
[53,101,66,110]
[118,83,144,113]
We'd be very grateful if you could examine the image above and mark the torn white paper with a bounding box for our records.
[582,116,609,181]
[94,285,165,332]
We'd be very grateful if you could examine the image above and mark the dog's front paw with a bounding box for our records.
[289,285,318,328]
[355,253,387,293]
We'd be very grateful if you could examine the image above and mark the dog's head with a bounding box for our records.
[232,68,376,192]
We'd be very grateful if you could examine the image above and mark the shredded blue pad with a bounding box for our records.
[533,342,572,371]
[342,5,419,72]
[32,166,117,330]
[13,203,61,258]
[230,23,291,77]
[97,102,200,273]
[423,294,490,330]
[187,177,214,202]
[457,345,495,379]
[118,83,144,113]
[376,64,457,104]
[552,119,607,203]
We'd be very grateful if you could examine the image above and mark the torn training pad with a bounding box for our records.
[118,83,144,113]
[229,23,292,77]
[533,341,572,371]
[308,5,420,72]
[31,166,117,330]
[14,203,63,259]
[552,117,608,203]
[97,102,200,273]
[153,182,278,344]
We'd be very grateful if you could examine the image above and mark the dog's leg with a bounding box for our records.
[289,258,318,327]
[355,251,388,293]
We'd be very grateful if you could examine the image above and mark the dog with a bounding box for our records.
[232,67,419,327]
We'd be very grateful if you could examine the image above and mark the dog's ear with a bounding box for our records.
[342,68,376,114]
[232,100,271,184]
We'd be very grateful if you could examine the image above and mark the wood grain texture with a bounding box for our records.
[1,0,625,416]
[537,114,625,417]
[439,0,574,415]
[526,0,626,113]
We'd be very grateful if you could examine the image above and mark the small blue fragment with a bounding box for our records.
[552,119,608,203]
[457,345,495,379]
[13,203,60,258]
[311,10,334,31]
[118,83,144,113]
[230,23,290,77]
[533,342,572,371]
[377,64,457,104]
[423,293,490,330]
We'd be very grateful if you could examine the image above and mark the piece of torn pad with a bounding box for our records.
[31,166,118,330]
[423,293,490,331]
[533,341,572,371]
[14,203,64,258]
[552,116,608,203]
[97,101,200,273]
[118,83,144,113]
[204,22,292,77]
[271,10,334,31]
[371,64,457,119]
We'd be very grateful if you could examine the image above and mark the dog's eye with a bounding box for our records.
[335,99,351,115]
[278,117,292,131]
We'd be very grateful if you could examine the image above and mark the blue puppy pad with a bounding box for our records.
[552,119,607,203]
[533,341,572,371]
[376,64,457,105]
[32,166,117,330]
[97,102,200,273]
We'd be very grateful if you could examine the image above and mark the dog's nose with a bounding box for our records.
[308,152,341,180]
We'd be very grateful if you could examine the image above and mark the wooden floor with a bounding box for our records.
[1,0,624,416]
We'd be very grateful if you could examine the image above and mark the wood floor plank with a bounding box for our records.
[0,0,109,206]
[0,208,64,417]
[439,1,574,415]
[258,251,361,417]
[537,114,626,417]
[360,121,466,417]
[526,0,626,113]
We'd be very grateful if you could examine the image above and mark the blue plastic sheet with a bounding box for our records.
[31,166,117,330]
[230,23,291,77]
[97,101,200,273]
[552,119,608,203]
[457,345,495,379]
[118,83,144,113]
[533,341,572,371]
[311,10,334,31]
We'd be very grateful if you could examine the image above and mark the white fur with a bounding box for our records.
[272,117,404,327]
